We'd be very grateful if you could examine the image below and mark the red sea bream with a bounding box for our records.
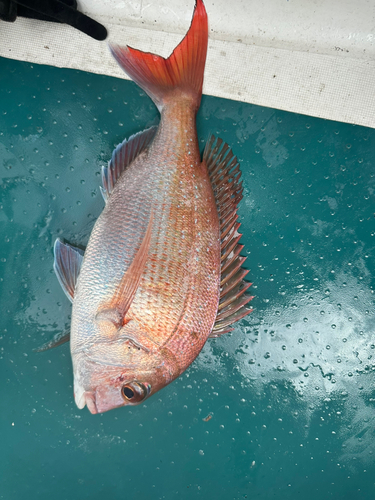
[51,0,253,413]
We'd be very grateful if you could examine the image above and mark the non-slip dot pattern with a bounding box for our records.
[1,56,375,499]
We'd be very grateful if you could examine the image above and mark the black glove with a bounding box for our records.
[0,0,107,40]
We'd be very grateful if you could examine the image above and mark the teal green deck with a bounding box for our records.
[1,57,375,499]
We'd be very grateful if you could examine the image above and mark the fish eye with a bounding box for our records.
[123,386,134,399]
[121,381,150,403]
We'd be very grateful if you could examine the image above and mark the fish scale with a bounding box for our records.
[48,0,253,413]
[131,129,220,351]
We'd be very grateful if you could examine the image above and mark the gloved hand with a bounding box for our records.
[0,0,107,40]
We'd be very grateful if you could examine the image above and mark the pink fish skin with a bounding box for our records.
[50,0,253,414]
[71,0,221,414]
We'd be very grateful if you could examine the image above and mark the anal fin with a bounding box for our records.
[101,126,157,203]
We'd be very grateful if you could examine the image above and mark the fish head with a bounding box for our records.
[71,323,180,414]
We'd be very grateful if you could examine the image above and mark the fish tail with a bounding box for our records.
[109,0,208,111]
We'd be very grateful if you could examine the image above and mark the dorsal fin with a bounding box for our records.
[100,126,157,202]
[203,136,254,338]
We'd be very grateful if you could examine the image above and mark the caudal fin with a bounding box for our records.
[109,0,208,111]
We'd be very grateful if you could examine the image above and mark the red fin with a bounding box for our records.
[109,0,208,110]
[204,135,254,336]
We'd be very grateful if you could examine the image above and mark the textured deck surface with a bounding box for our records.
[1,0,374,128]
[1,57,375,499]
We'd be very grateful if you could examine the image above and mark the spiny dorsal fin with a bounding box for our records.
[53,239,84,303]
[101,126,157,202]
[203,136,253,338]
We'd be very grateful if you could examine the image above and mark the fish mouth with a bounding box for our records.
[76,390,98,414]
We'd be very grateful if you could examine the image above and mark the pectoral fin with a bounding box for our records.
[96,212,153,328]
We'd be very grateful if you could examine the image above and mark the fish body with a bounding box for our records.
[52,0,253,413]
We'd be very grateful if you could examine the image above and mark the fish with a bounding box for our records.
[46,0,254,414]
